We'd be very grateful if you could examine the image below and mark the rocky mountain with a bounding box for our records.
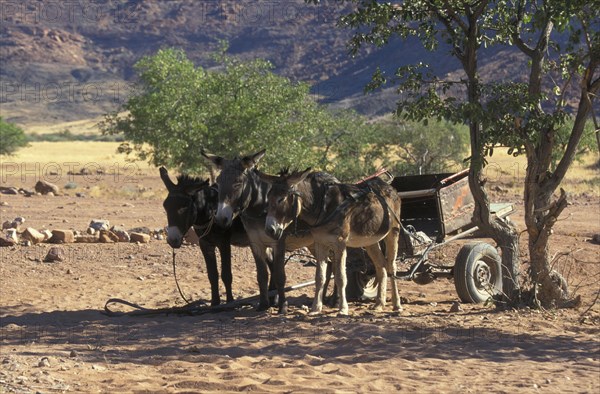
[0,0,523,127]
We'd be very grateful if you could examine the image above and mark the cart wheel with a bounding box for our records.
[454,242,502,303]
[345,271,378,301]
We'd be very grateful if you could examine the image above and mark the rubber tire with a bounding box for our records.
[454,242,503,303]
[345,270,378,301]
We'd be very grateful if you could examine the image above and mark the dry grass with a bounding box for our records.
[485,151,599,195]
[1,141,149,168]
[24,117,105,135]
[0,141,160,199]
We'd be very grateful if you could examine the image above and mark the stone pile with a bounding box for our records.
[0,217,166,247]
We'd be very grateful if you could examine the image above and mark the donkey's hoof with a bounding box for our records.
[308,307,322,316]
[393,304,403,312]
[337,309,349,316]
[277,302,288,315]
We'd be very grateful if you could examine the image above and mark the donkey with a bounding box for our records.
[201,150,336,314]
[259,168,402,315]
[160,167,249,306]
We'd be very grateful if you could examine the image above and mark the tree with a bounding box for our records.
[487,0,599,306]
[0,117,28,155]
[100,47,339,176]
[322,0,521,303]
[372,117,469,176]
[317,0,598,307]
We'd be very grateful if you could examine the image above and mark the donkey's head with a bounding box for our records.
[160,167,210,248]
[201,149,266,228]
[258,168,311,240]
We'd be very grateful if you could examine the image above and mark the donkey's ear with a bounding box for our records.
[256,169,280,185]
[287,167,311,187]
[201,150,225,169]
[159,166,176,191]
[241,149,266,169]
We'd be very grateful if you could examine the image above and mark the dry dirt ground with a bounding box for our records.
[0,172,599,393]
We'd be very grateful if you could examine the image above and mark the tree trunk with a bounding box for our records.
[462,12,520,304]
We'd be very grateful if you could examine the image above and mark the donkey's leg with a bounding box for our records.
[384,228,402,311]
[217,240,234,304]
[265,249,278,306]
[309,244,329,315]
[364,243,387,311]
[273,241,288,315]
[249,244,271,311]
[199,240,220,306]
[334,246,349,315]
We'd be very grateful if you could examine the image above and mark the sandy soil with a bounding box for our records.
[1,173,598,393]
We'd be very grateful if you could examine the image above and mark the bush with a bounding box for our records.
[0,117,28,155]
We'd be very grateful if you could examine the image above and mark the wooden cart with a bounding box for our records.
[346,169,514,303]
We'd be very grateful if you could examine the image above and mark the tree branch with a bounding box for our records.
[551,61,599,188]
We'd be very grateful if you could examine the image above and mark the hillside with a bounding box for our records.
[0,0,523,128]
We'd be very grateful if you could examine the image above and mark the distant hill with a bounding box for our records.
[0,0,526,128]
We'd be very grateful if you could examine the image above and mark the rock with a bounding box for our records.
[2,220,13,230]
[13,217,25,225]
[591,234,600,245]
[69,350,78,358]
[6,229,18,242]
[0,236,16,247]
[19,189,35,197]
[98,230,119,243]
[64,182,77,190]
[44,246,65,262]
[0,187,19,195]
[47,191,55,196]
[110,226,130,242]
[75,192,86,198]
[40,229,53,241]
[38,357,50,367]
[128,226,150,235]
[75,235,98,243]
[35,180,59,195]
[156,234,164,241]
[86,227,96,235]
[21,228,46,244]
[49,229,75,244]
[450,301,463,313]
[130,232,150,243]
[0,201,8,206]
[89,219,110,231]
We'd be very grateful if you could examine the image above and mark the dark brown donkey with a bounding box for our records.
[201,150,338,314]
[259,168,402,315]
[160,167,249,306]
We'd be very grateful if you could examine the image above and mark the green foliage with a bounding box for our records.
[551,118,598,169]
[319,113,469,181]
[0,117,28,155]
[324,0,597,171]
[375,117,470,176]
[100,47,336,174]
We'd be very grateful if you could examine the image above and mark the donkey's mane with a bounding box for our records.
[176,174,206,188]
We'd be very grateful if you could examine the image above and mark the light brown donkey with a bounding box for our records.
[259,168,402,315]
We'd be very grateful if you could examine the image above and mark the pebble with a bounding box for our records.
[38,357,50,368]
[69,350,78,358]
